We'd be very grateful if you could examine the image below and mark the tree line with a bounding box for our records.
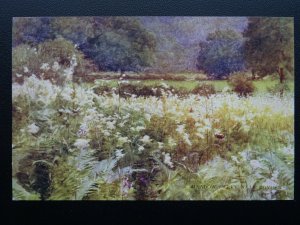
[13,17,294,81]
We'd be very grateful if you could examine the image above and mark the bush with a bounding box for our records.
[12,38,97,85]
[192,83,216,97]
[228,73,255,97]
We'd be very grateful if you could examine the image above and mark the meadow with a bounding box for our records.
[12,74,294,200]
[12,16,294,201]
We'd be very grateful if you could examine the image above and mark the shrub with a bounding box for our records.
[12,38,96,85]
[228,73,255,97]
[192,83,216,97]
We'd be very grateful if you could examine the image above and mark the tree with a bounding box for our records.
[80,17,156,74]
[243,17,294,81]
[12,17,54,47]
[196,29,245,79]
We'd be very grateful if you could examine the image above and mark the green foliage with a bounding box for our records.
[12,38,96,85]
[12,17,54,46]
[13,179,40,200]
[82,17,156,73]
[197,29,245,78]
[243,17,294,77]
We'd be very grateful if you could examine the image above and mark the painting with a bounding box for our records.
[12,17,294,200]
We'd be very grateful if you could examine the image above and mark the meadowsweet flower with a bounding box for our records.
[138,146,145,152]
[63,67,74,81]
[61,86,74,101]
[136,126,145,131]
[74,138,90,150]
[106,121,116,130]
[176,124,185,134]
[183,133,192,146]
[145,113,151,121]
[162,152,174,168]
[23,66,29,73]
[27,123,39,134]
[115,149,125,160]
[103,130,110,136]
[40,63,50,71]
[52,61,60,71]
[140,135,151,144]
[118,136,130,145]
[157,142,164,149]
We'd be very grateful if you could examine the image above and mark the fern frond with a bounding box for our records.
[12,179,40,200]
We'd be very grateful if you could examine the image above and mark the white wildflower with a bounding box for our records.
[16,73,23,78]
[145,113,151,121]
[40,63,50,71]
[157,142,164,149]
[74,138,90,150]
[52,61,60,71]
[136,126,145,131]
[118,136,130,145]
[183,133,192,146]
[115,149,125,160]
[162,152,174,168]
[27,123,39,134]
[61,86,74,101]
[140,135,151,144]
[176,124,185,134]
[23,66,29,73]
[138,146,145,152]
[106,121,116,130]
[103,130,110,136]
